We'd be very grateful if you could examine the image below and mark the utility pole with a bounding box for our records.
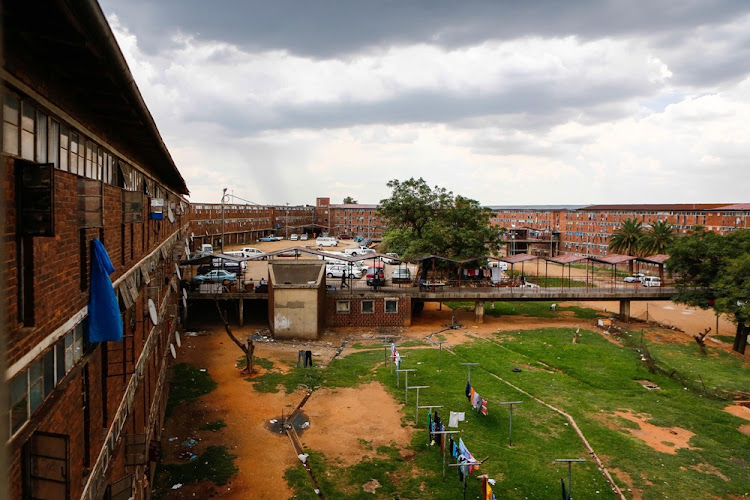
[285,202,289,239]
[221,187,227,254]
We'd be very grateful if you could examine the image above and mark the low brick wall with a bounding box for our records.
[326,294,411,327]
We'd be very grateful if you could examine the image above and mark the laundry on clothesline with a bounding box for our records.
[448,411,465,428]
[465,381,489,416]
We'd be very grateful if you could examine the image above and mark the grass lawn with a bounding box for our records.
[165,363,218,418]
[282,328,750,499]
[446,301,604,319]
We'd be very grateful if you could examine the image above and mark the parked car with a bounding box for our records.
[200,243,214,254]
[241,247,267,260]
[353,235,364,242]
[642,276,661,287]
[326,264,362,279]
[290,233,299,241]
[624,273,645,283]
[300,234,309,241]
[192,269,237,284]
[259,236,276,242]
[391,268,411,282]
[384,252,401,265]
[344,247,375,257]
[366,265,385,286]
[339,234,352,240]
[316,236,338,247]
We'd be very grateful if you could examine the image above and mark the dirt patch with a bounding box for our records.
[724,404,750,421]
[608,468,642,500]
[690,463,729,482]
[299,382,413,466]
[739,425,750,436]
[614,410,696,454]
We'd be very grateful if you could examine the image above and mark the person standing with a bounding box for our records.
[340,273,348,288]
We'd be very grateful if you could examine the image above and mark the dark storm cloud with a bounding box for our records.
[101,0,750,60]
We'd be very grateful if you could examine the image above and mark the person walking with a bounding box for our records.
[340,273,348,289]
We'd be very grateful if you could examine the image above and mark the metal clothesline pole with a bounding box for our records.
[396,368,416,390]
[417,405,443,426]
[554,458,585,500]
[436,340,448,371]
[407,386,429,420]
[460,362,479,383]
[431,429,460,479]
[498,401,523,447]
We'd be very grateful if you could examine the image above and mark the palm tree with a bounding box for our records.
[609,218,645,273]
[641,220,675,256]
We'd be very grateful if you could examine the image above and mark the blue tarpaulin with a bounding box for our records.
[88,238,123,342]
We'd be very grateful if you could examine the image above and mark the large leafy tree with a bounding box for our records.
[378,178,502,277]
[609,218,645,273]
[668,228,750,353]
[641,220,675,255]
[342,196,358,204]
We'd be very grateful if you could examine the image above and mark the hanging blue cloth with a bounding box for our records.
[465,380,472,399]
[88,238,123,342]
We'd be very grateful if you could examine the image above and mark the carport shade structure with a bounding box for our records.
[499,254,539,283]
[543,254,589,290]
[587,254,637,290]
[635,254,669,286]
[408,255,481,287]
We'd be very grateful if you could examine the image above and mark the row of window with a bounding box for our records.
[2,89,182,205]
[9,320,86,436]
[336,299,399,314]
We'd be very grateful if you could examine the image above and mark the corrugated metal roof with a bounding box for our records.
[636,254,670,264]
[487,205,585,211]
[713,203,750,211]
[501,254,539,264]
[579,203,726,211]
[545,254,588,265]
[588,254,636,265]
[331,204,379,209]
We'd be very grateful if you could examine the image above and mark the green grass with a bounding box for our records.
[166,363,217,417]
[282,328,750,499]
[153,446,238,497]
[236,355,274,370]
[198,419,227,432]
[445,301,603,319]
[713,335,737,344]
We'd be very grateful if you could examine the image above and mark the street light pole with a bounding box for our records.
[221,187,227,254]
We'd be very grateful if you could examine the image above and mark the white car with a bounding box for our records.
[326,264,362,279]
[624,273,645,283]
[344,247,375,256]
[241,247,267,260]
[316,236,338,247]
[290,234,299,241]
[384,252,401,264]
[300,234,309,241]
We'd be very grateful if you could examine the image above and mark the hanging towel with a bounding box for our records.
[465,381,472,399]
[395,351,401,369]
[473,391,482,411]
[88,239,123,342]
[449,411,459,428]
[470,387,475,403]
[481,398,488,416]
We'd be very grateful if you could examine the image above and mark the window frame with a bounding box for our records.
[384,298,399,314]
[335,300,351,314]
[361,300,375,314]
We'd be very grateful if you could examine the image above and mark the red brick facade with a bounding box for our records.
[325,295,412,327]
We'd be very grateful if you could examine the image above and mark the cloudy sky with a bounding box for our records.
[100,0,750,206]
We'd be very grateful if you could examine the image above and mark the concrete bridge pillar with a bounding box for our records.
[239,298,244,327]
[619,299,631,323]
[475,301,485,324]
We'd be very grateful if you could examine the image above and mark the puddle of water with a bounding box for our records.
[266,410,310,435]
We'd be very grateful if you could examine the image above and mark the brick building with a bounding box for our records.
[313,198,386,239]
[4,2,189,499]
[190,203,314,249]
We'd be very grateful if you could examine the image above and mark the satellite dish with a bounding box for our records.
[182,296,187,309]
[185,238,190,248]
[182,288,188,299]
[148,299,159,326]
[175,331,181,347]
[185,248,190,259]
[170,344,177,359]
[190,232,195,241]
[168,205,175,223]
[175,263,182,280]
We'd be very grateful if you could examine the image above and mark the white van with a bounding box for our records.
[201,243,213,254]
[642,276,661,287]
[316,236,338,247]
[489,261,508,271]
[326,264,362,279]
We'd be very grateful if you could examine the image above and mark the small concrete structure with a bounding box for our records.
[619,299,631,322]
[475,300,485,323]
[268,262,326,339]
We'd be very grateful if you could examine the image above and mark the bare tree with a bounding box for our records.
[215,300,256,374]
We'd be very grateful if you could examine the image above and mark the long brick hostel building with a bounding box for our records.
[190,203,315,248]
[314,197,386,239]
[4,2,190,499]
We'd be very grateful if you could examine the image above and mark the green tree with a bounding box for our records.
[609,218,645,273]
[342,196,358,204]
[378,178,502,278]
[640,220,675,256]
[668,228,750,353]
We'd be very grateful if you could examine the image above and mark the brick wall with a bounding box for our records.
[325,295,411,327]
